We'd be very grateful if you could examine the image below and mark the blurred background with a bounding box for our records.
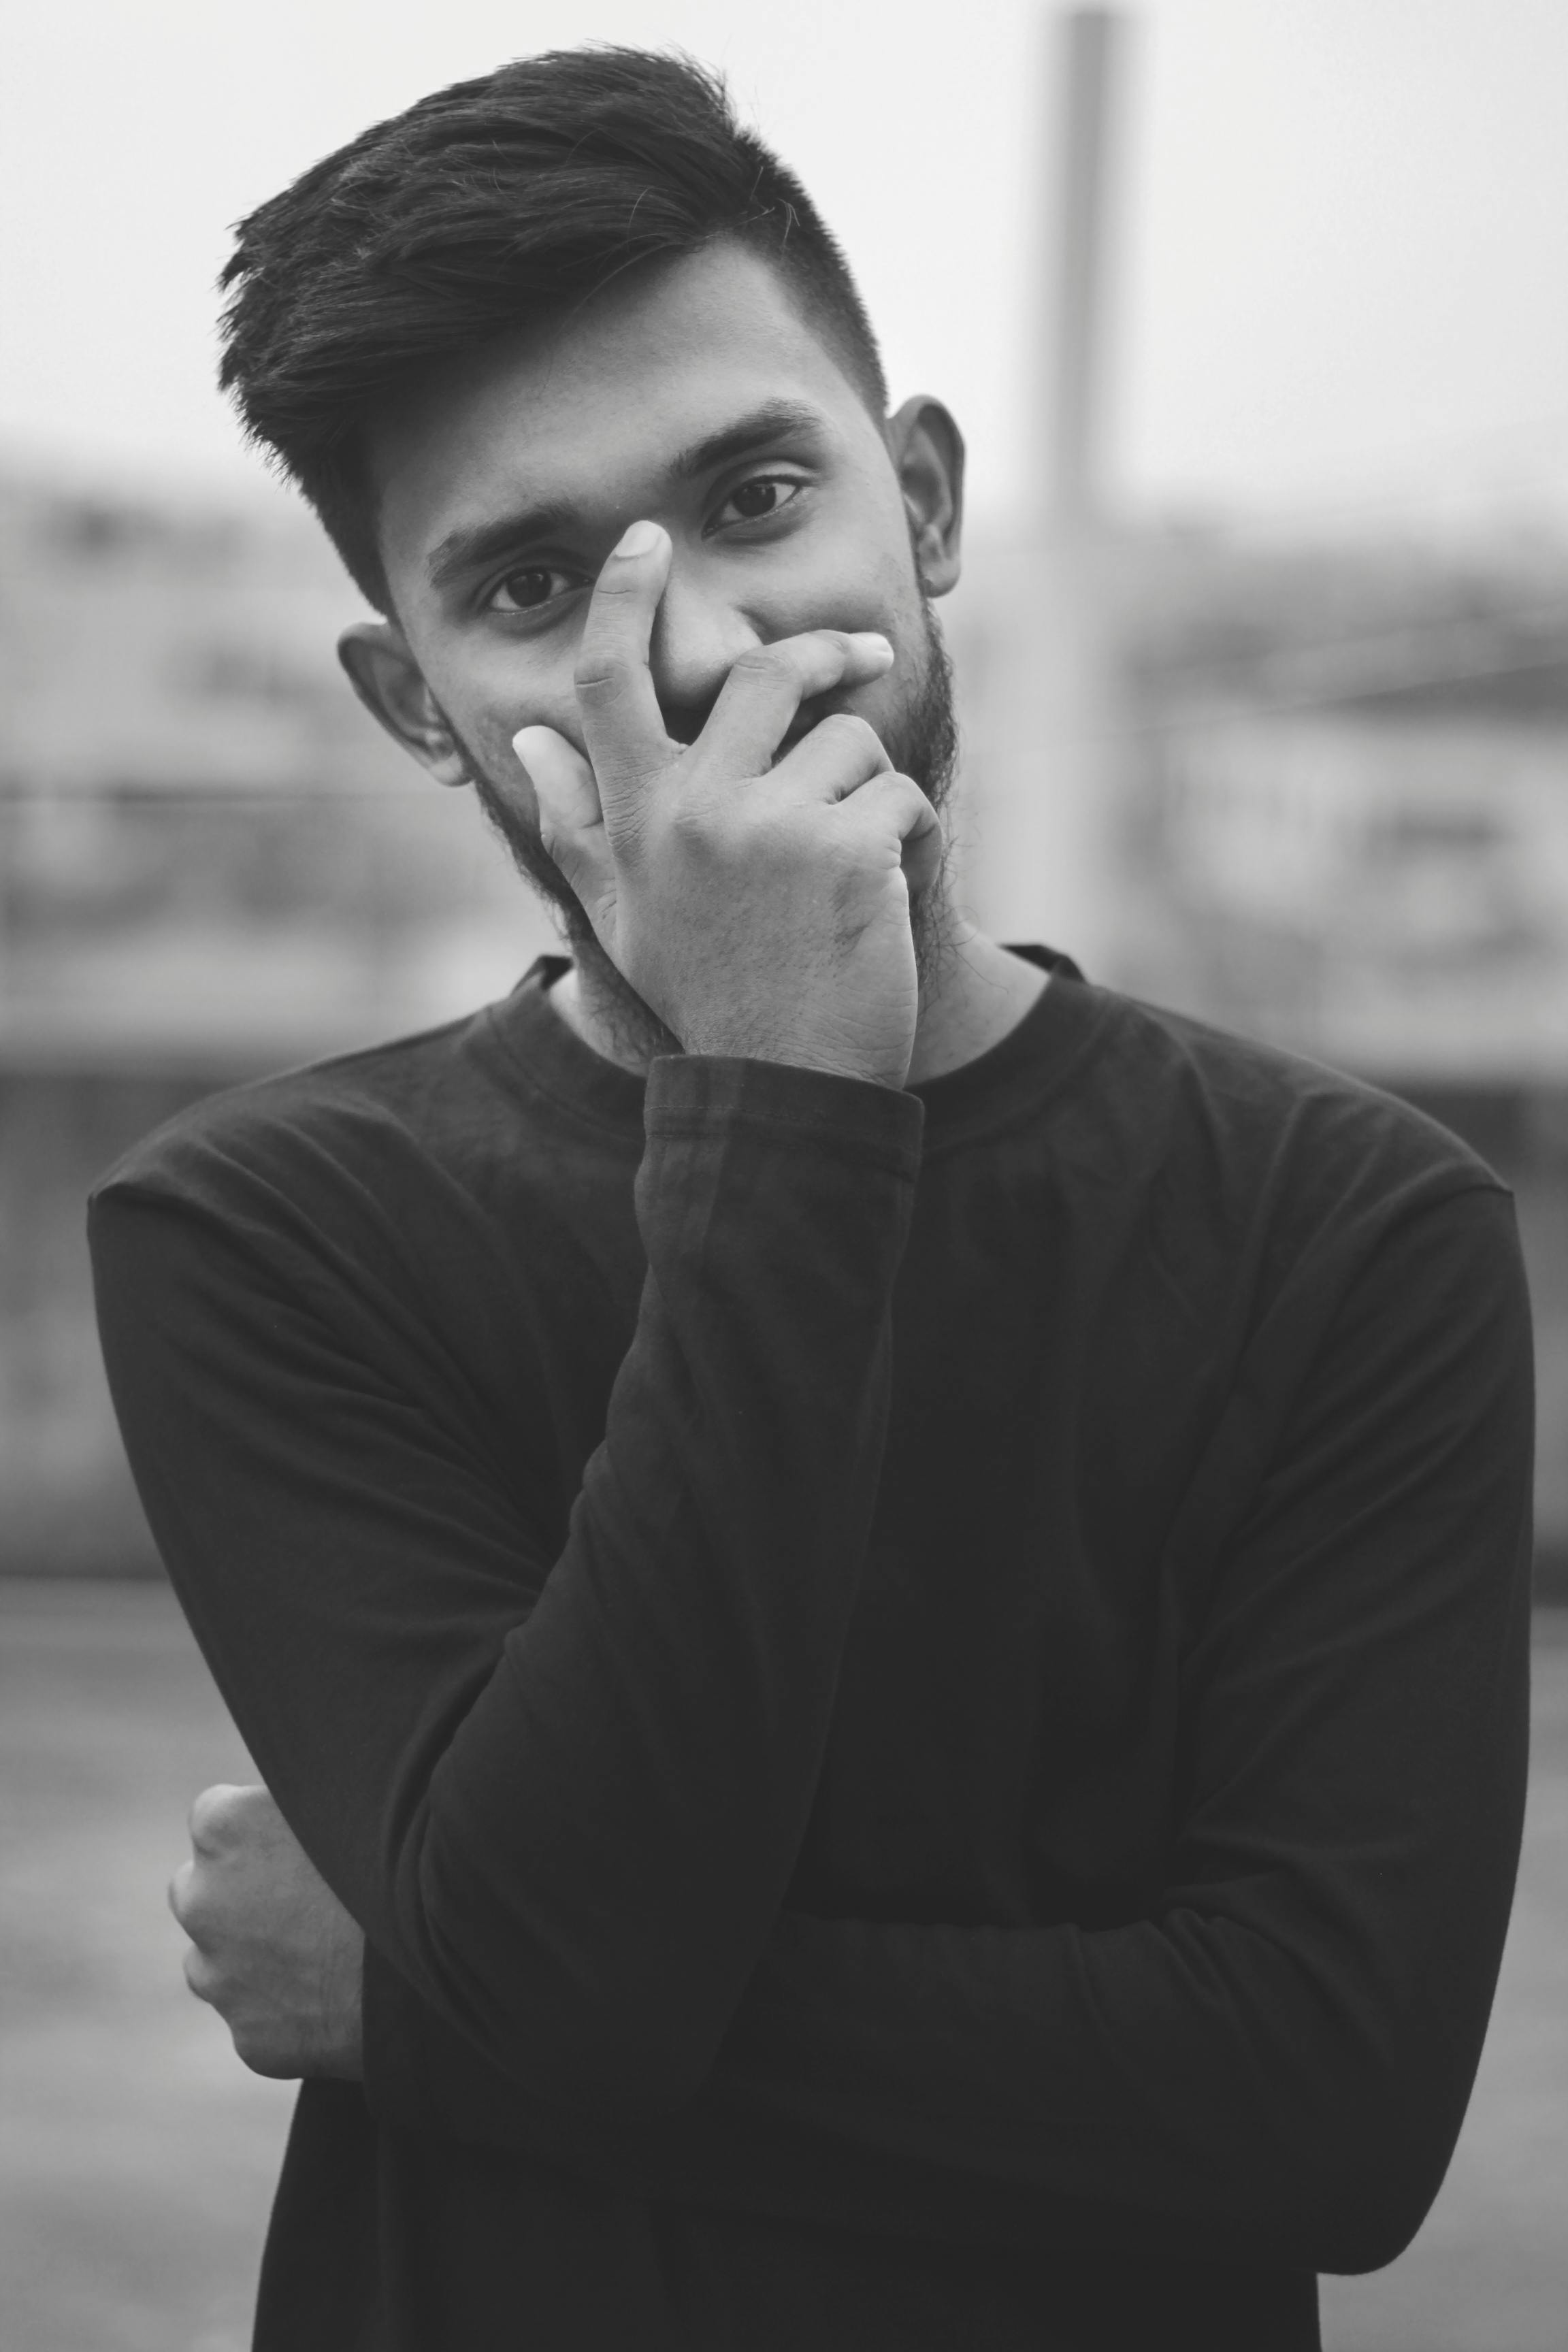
[3,3,1567,2347]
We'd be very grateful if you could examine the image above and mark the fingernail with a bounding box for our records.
[512,725,557,770]
[612,520,662,559]
[851,632,894,663]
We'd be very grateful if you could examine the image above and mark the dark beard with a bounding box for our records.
[462,596,960,1063]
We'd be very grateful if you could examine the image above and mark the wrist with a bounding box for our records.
[676,1024,909,1092]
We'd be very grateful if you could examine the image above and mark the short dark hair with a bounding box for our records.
[218,47,889,610]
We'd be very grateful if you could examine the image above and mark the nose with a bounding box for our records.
[646,557,763,743]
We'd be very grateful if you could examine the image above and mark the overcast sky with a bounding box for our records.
[5,0,1568,536]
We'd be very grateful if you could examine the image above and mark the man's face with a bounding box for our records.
[361,242,960,908]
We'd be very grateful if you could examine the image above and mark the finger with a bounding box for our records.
[168,1859,196,1928]
[837,770,945,895]
[171,1861,218,1951]
[513,725,608,896]
[572,521,674,815]
[694,632,894,780]
[515,725,619,949]
[770,710,892,803]
[183,1943,219,2005]
[189,1783,250,1857]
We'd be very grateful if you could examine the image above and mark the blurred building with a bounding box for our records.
[1112,529,1568,1072]
[956,519,1568,1583]
[0,468,554,1569]
[4,459,1567,1584]
[948,1,1568,1586]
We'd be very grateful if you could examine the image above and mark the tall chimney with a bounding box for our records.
[961,7,1129,975]
[1048,7,1122,532]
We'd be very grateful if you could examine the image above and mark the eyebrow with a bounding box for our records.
[425,399,826,595]
[668,397,824,482]
[427,499,577,595]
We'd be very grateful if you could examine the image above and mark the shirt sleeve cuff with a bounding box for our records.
[643,1054,924,1179]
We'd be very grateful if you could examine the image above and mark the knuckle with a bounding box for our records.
[189,1780,267,1853]
[183,1944,216,2002]
[188,1784,232,1852]
[819,711,882,757]
[666,798,714,852]
[178,1891,215,1948]
[592,564,642,598]
[730,645,791,687]
[573,653,627,702]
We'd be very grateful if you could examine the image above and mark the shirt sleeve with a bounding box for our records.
[89,1054,922,2108]
[358,1181,1535,2278]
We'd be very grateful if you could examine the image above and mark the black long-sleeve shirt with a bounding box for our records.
[88,951,1534,2351]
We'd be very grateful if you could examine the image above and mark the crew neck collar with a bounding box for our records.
[484,956,648,1137]
[484,945,1102,1149]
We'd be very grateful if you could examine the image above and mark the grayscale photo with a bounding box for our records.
[3,5,1565,2348]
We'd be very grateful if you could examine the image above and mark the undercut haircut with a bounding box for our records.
[218,47,889,611]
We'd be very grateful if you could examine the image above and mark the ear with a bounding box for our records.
[886,397,965,598]
[337,622,470,787]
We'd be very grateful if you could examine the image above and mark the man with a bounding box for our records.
[90,46,1533,2352]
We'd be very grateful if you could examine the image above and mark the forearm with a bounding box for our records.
[387,1056,921,2099]
[362,1818,1520,2276]
[361,1187,1534,2269]
[93,1053,921,2108]
[356,1904,1439,2270]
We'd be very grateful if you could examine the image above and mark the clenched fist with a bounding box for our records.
[169,1784,364,2081]
[515,518,943,1092]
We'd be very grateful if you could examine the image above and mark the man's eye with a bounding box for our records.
[715,476,802,527]
[489,566,575,615]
